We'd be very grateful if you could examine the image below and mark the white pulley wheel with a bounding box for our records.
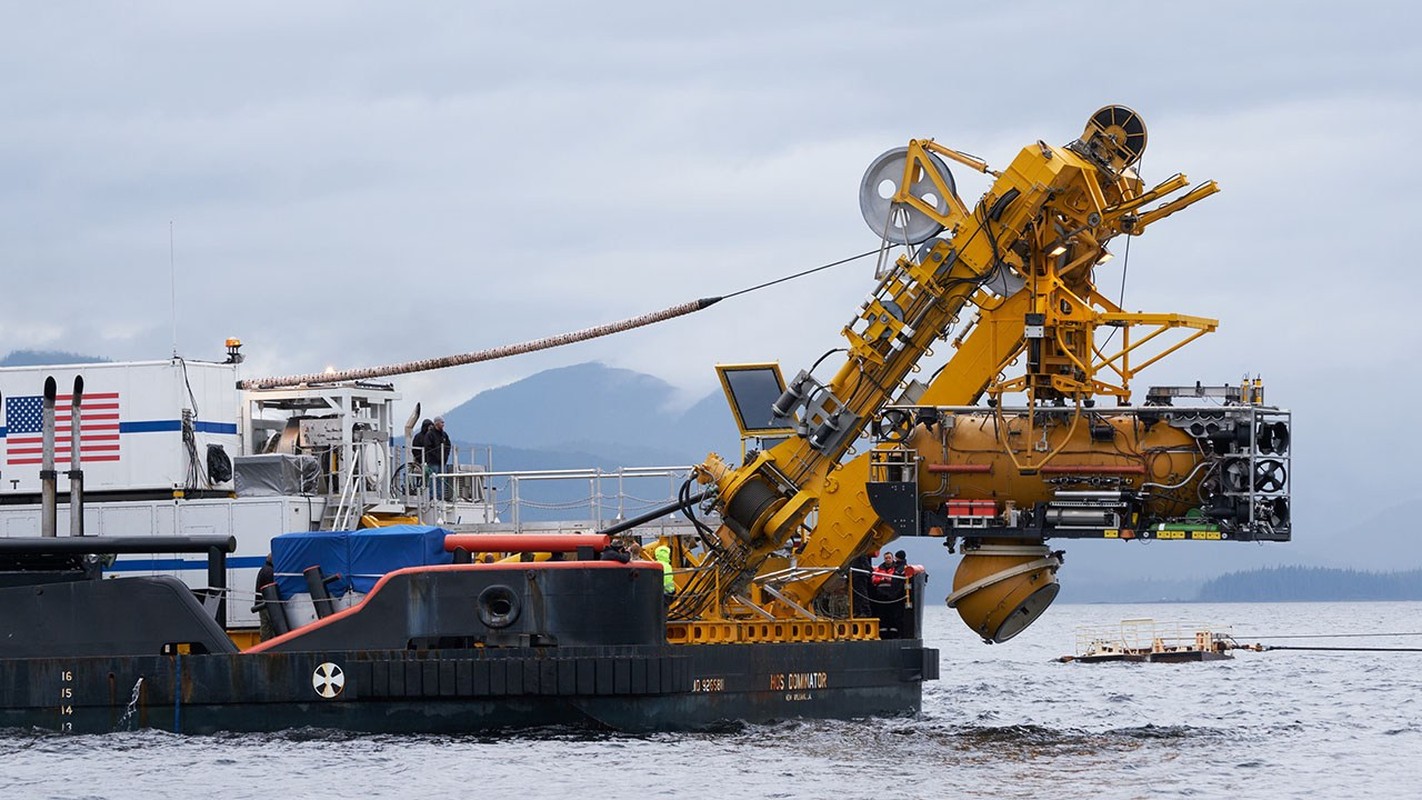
[859,147,956,245]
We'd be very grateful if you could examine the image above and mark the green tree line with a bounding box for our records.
[1196,566,1422,602]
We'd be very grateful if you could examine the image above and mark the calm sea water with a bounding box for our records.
[2,601,1418,799]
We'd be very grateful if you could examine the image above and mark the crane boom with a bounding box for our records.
[675,106,1262,631]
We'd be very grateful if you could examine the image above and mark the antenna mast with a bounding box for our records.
[169,220,178,358]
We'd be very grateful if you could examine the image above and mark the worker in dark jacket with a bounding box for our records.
[425,417,453,469]
[888,549,910,638]
[254,554,276,641]
[409,419,434,496]
[600,541,632,563]
[849,552,873,617]
[411,419,433,466]
[891,550,909,593]
[424,417,453,499]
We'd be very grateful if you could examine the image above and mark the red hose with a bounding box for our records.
[443,533,611,553]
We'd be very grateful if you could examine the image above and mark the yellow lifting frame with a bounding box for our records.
[1095,312,1217,379]
[891,139,1002,231]
[985,311,1217,402]
[1132,181,1220,232]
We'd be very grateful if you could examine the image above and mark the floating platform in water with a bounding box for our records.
[1058,618,1235,664]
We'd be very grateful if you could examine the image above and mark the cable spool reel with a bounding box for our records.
[859,147,956,245]
[1080,105,1148,172]
[947,543,1062,643]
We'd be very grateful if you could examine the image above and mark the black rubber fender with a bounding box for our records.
[478,584,521,629]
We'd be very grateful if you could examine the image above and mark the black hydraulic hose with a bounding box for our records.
[0,535,237,554]
[598,489,712,537]
[1260,645,1422,653]
[679,478,718,543]
[1234,632,1422,640]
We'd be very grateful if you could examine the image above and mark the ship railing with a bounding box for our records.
[386,444,491,521]
[439,465,700,534]
[380,447,704,535]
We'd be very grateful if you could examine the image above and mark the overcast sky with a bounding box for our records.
[3,2,1419,554]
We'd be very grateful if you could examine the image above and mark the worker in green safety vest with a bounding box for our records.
[653,545,675,599]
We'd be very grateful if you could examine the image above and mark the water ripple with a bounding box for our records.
[1,601,1418,800]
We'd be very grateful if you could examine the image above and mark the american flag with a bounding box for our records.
[5,392,121,465]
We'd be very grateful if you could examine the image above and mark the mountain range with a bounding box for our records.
[0,350,111,368]
[439,362,740,469]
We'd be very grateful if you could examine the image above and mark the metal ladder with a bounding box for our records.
[319,453,363,531]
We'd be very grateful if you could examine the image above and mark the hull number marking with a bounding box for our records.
[58,668,75,732]
[769,671,828,701]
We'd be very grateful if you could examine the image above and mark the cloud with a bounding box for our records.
[1,1,1418,551]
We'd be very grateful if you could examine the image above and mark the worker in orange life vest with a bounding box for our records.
[871,551,897,592]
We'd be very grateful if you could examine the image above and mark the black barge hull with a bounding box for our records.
[1,639,935,734]
[0,538,937,735]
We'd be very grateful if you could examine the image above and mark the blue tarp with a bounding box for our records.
[272,529,351,598]
[347,524,453,592]
[270,525,454,598]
